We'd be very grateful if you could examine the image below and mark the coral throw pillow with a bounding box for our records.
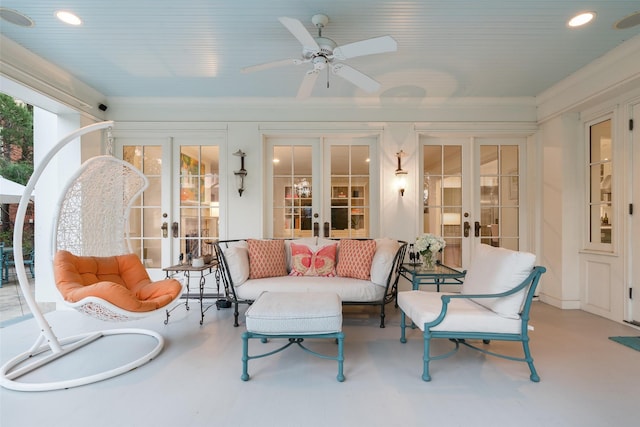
[247,239,287,279]
[289,243,337,277]
[336,239,377,280]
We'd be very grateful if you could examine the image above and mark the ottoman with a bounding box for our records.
[241,291,345,382]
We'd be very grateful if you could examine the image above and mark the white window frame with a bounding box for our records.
[583,113,616,253]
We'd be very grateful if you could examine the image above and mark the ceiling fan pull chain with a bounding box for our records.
[327,66,330,88]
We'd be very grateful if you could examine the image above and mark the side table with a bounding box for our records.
[399,262,466,292]
[162,261,222,325]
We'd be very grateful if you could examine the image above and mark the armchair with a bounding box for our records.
[398,244,546,382]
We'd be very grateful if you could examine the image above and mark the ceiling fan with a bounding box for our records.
[241,14,397,99]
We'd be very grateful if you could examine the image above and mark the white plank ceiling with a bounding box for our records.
[0,0,639,100]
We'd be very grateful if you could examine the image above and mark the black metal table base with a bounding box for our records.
[163,263,224,325]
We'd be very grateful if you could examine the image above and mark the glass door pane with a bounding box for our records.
[478,141,520,251]
[272,145,314,239]
[330,145,370,238]
[122,144,164,270]
[179,146,219,262]
[588,119,612,246]
[423,144,463,267]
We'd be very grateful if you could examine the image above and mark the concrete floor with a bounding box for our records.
[0,274,55,326]
[1,300,639,427]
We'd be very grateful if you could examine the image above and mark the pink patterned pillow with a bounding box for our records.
[247,239,287,279]
[336,239,377,280]
[289,243,337,277]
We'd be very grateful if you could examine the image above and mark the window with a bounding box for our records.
[588,118,613,247]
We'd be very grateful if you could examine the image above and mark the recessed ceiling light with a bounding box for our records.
[0,7,35,27]
[568,12,596,28]
[55,10,82,26]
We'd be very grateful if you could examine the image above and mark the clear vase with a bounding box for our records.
[420,251,436,271]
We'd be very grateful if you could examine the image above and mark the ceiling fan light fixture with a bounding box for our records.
[568,11,596,28]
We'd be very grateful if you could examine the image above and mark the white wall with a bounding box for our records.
[535,35,640,319]
[538,113,582,308]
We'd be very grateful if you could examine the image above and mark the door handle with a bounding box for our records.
[463,221,470,237]
[474,221,481,237]
[313,222,319,237]
[161,222,168,238]
[323,222,330,238]
[172,222,179,238]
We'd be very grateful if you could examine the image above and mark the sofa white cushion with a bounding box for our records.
[316,238,336,248]
[245,291,342,335]
[370,238,400,286]
[235,276,386,302]
[223,241,249,286]
[461,244,536,319]
[397,290,521,334]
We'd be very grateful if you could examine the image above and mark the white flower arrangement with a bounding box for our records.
[415,233,446,255]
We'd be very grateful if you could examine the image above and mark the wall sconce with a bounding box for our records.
[395,150,408,196]
[233,149,247,196]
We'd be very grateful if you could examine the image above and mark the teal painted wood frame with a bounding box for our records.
[241,331,345,382]
[400,266,546,382]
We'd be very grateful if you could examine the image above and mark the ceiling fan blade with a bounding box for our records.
[241,58,299,74]
[332,63,381,93]
[333,35,398,60]
[278,17,320,51]
[296,70,319,100]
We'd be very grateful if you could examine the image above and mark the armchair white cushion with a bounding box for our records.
[397,291,521,334]
[461,244,535,319]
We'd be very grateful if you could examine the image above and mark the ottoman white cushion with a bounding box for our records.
[245,291,342,335]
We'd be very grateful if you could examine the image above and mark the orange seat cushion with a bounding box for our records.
[54,250,182,312]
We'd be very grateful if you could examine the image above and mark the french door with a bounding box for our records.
[118,137,171,280]
[630,103,640,325]
[116,132,222,280]
[421,135,527,269]
[266,134,379,239]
